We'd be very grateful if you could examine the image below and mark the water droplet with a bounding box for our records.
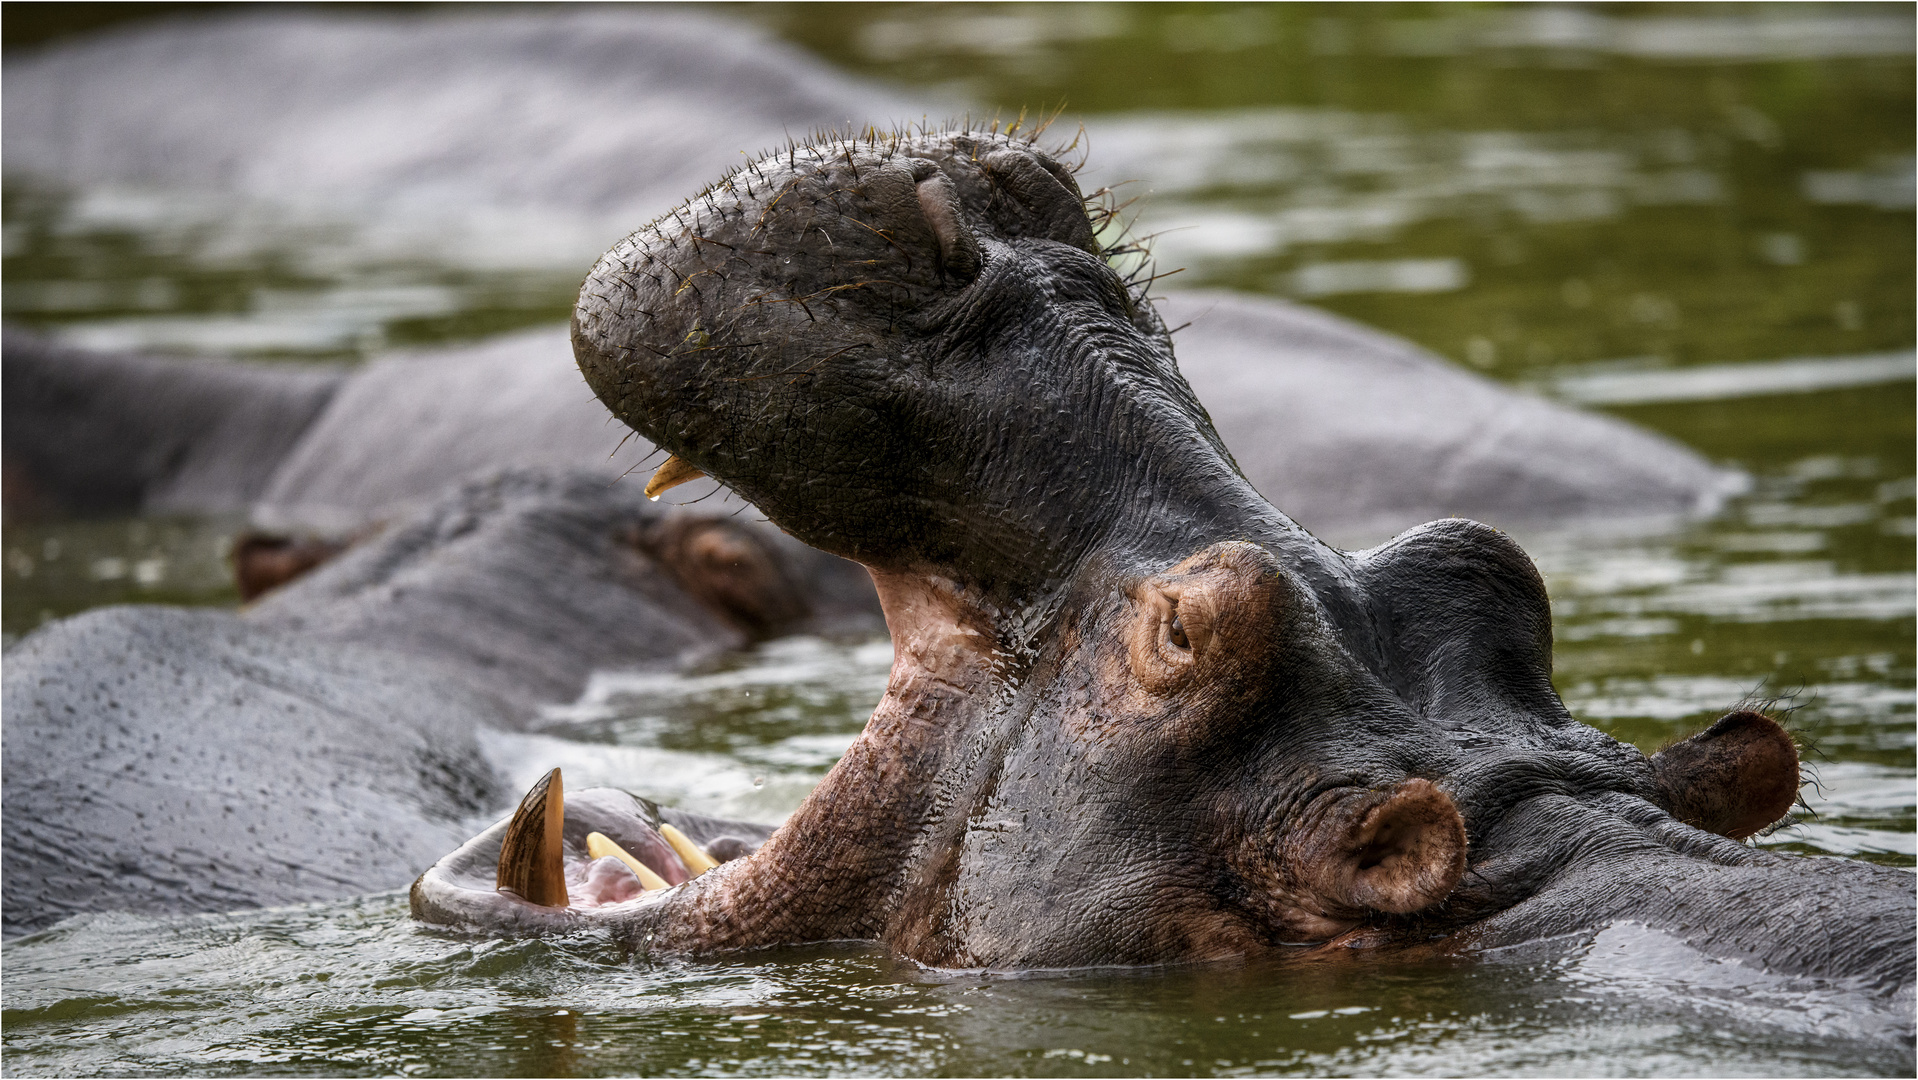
[752,776,766,789]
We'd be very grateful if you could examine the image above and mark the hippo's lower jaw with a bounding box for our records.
[412,766,1476,963]
[410,774,754,940]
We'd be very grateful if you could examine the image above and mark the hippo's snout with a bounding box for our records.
[570,127,1195,586]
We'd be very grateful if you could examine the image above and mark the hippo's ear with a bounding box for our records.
[1652,710,1799,841]
[1295,779,1467,916]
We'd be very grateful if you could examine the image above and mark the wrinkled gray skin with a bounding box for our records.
[2,10,927,264]
[414,130,1911,1000]
[1,469,879,937]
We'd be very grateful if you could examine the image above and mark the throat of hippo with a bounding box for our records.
[664,567,1011,950]
[641,340,1380,954]
[662,523,1377,961]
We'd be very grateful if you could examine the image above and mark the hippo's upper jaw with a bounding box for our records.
[416,127,1912,986]
[570,128,1281,610]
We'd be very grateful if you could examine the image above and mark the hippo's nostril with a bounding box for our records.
[981,148,1100,255]
[914,170,981,284]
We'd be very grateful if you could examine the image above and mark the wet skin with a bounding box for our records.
[413,129,1914,990]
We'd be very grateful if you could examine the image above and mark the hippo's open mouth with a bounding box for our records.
[411,124,1909,985]
[412,769,772,935]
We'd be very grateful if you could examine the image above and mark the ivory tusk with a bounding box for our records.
[659,823,720,876]
[644,455,706,499]
[586,831,671,892]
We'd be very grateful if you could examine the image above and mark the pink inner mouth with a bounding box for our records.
[568,856,649,909]
[550,817,706,910]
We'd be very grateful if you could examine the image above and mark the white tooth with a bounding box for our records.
[644,455,706,500]
[659,823,720,876]
[586,831,671,892]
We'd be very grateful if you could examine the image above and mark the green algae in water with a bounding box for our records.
[0,183,581,364]
[753,1,1916,378]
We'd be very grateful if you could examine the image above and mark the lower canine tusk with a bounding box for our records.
[587,831,671,891]
[659,823,720,876]
[497,767,568,907]
[645,455,706,500]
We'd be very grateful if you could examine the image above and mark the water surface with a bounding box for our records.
[5,899,1909,1077]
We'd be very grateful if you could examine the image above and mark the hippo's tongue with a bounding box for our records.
[588,832,671,889]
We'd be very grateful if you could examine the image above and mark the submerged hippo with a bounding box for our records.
[0,469,881,937]
[413,128,1913,992]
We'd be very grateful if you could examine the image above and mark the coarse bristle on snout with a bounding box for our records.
[571,111,1227,584]
[579,114,1168,333]
[737,115,1152,252]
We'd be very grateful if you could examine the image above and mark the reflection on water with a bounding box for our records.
[483,636,899,824]
[5,5,1912,373]
[2,183,579,361]
[761,1,1914,384]
[0,514,243,647]
[2,3,1912,1076]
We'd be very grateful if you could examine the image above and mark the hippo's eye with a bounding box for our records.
[1167,613,1190,650]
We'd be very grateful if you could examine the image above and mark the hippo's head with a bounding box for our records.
[413,128,1858,975]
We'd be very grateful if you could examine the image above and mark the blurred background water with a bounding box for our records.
[2,3,1912,1076]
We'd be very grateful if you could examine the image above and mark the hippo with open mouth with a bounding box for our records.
[412,127,1914,991]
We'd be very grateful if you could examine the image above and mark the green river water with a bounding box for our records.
[2,4,1913,1076]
